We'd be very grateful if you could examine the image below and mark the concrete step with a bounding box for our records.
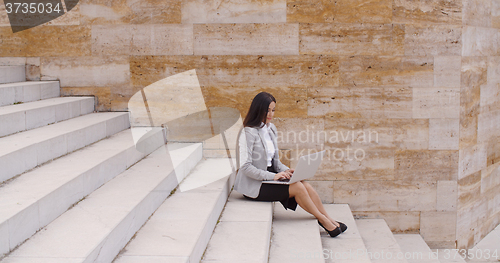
[0,128,167,258]
[467,223,500,262]
[269,203,325,263]
[114,157,236,263]
[0,96,94,137]
[356,219,408,263]
[394,234,441,263]
[0,112,130,183]
[0,66,25,84]
[321,204,371,263]
[0,81,60,107]
[1,142,202,262]
[201,191,274,263]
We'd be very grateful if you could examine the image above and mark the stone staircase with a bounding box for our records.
[0,65,491,263]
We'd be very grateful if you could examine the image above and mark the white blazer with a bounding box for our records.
[233,123,289,198]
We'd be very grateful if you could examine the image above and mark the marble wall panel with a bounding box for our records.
[41,56,129,87]
[323,117,428,151]
[0,26,91,57]
[61,86,111,111]
[437,181,458,211]
[92,24,193,56]
[481,56,500,114]
[305,180,334,203]
[462,26,500,56]
[458,144,487,180]
[395,150,459,181]
[460,57,485,148]
[413,87,460,119]
[404,25,462,56]
[456,199,488,248]
[458,171,481,208]
[481,162,500,195]
[333,180,437,211]
[181,0,286,23]
[493,0,500,28]
[421,212,457,242]
[340,56,434,87]
[193,23,299,55]
[478,110,500,145]
[26,57,41,81]
[353,211,420,233]
[485,136,500,165]
[392,0,462,25]
[434,56,461,88]
[313,149,395,181]
[463,0,492,27]
[202,86,308,119]
[308,86,413,119]
[79,0,181,25]
[299,23,404,56]
[429,118,459,150]
[130,55,339,89]
[287,0,392,23]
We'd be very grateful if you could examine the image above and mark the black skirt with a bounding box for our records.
[243,162,298,211]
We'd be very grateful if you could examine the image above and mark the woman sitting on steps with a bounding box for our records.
[233,91,347,238]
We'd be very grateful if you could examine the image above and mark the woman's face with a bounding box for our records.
[266,101,275,124]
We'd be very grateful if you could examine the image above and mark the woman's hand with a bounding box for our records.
[274,170,293,181]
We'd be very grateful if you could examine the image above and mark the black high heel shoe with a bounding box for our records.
[318,221,342,237]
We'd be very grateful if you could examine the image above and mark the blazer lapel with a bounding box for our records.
[257,127,269,155]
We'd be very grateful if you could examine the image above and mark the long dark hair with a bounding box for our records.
[243,92,276,128]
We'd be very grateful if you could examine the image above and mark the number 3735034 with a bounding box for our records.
[5,2,62,14]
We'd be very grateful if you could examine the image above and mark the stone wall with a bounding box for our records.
[0,0,499,249]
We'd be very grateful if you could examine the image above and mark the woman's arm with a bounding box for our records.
[238,128,276,181]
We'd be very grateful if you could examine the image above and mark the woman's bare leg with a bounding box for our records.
[301,181,340,228]
[289,182,337,231]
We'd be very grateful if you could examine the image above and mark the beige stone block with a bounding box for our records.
[299,23,404,56]
[463,0,492,27]
[308,86,413,119]
[413,87,460,119]
[437,181,458,211]
[395,150,459,181]
[460,57,485,148]
[313,149,395,181]
[182,0,286,23]
[79,0,181,25]
[478,110,500,145]
[203,86,308,119]
[130,55,339,89]
[392,0,462,25]
[305,180,334,203]
[287,0,392,23]
[434,56,461,88]
[481,162,500,195]
[333,180,437,211]
[61,86,111,111]
[481,56,500,113]
[323,118,428,151]
[458,171,481,209]
[92,24,193,56]
[0,57,26,66]
[493,0,500,28]
[462,26,500,56]
[405,25,462,56]
[193,23,299,55]
[456,199,488,244]
[273,118,324,150]
[41,56,129,87]
[421,212,456,242]
[485,135,500,165]
[26,57,41,81]
[340,56,434,87]
[429,118,459,150]
[353,211,420,233]
[459,144,487,180]
[0,26,91,57]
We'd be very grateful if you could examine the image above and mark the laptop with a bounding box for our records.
[263,150,326,185]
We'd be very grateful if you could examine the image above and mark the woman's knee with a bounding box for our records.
[289,182,307,196]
